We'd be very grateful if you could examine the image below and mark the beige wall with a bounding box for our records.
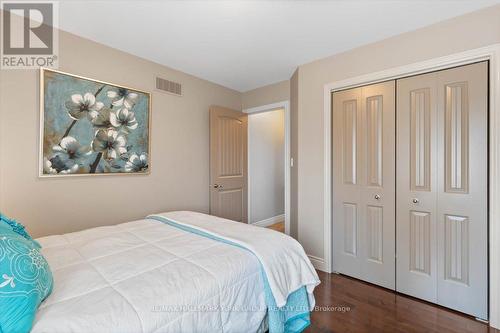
[0,29,241,237]
[242,80,290,110]
[296,5,500,259]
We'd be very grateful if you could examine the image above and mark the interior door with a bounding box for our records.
[209,106,248,223]
[332,81,396,289]
[396,62,488,319]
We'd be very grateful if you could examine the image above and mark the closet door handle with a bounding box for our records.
[412,198,419,204]
[374,194,381,200]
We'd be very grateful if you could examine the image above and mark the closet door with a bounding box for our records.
[396,71,439,302]
[332,81,396,289]
[396,62,488,319]
[436,62,488,319]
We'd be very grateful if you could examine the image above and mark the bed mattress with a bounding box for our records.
[32,218,267,333]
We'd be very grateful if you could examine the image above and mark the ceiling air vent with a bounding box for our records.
[156,77,182,96]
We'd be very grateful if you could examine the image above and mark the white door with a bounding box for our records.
[396,62,488,319]
[209,106,248,223]
[332,81,396,289]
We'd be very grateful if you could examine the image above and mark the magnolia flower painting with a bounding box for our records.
[40,69,150,176]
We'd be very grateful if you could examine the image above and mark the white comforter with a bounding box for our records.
[150,211,320,308]
[32,216,268,333]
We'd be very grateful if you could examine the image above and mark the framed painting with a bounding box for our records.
[39,68,151,177]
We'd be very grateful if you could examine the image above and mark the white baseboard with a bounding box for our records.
[252,214,285,228]
[308,255,328,272]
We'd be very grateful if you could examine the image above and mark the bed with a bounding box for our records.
[30,211,319,333]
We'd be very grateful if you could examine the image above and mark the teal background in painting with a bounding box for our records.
[43,70,150,173]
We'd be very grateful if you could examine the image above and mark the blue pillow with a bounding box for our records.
[0,214,39,247]
[0,221,53,333]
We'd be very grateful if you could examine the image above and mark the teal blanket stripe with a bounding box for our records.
[148,216,311,333]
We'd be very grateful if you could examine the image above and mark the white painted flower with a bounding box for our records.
[52,136,91,164]
[125,153,148,172]
[43,156,79,174]
[65,93,104,120]
[110,107,138,132]
[91,108,113,129]
[107,88,138,109]
[91,129,127,160]
[43,157,57,174]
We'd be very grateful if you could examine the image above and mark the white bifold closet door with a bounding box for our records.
[396,62,488,319]
[332,81,396,290]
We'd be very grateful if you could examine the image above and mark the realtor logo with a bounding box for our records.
[1,1,58,69]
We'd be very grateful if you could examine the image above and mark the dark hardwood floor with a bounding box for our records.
[306,270,499,333]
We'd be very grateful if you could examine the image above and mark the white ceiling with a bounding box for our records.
[58,0,500,92]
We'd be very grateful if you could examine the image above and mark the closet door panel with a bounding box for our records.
[333,87,363,279]
[359,82,396,289]
[396,72,439,302]
[436,62,488,320]
[333,81,395,290]
[397,62,488,319]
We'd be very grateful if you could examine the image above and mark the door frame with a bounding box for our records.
[323,43,500,327]
[243,100,291,235]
